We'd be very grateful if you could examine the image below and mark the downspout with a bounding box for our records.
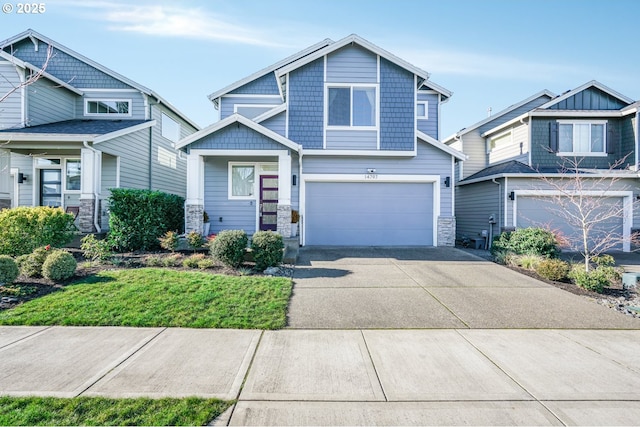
[490,178,501,249]
[148,102,154,190]
[636,110,639,171]
[82,141,102,233]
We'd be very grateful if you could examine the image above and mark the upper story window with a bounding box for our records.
[327,85,377,128]
[85,99,131,116]
[488,130,512,153]
[416,101,428,119]
[558,120,606,155]
[161,113,181,143]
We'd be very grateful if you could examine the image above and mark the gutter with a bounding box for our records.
[82,141,102,233]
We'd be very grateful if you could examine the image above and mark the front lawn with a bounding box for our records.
[0,268,291,329]
[0,396,231,426]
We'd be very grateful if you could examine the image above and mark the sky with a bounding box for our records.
[0,0,638,138]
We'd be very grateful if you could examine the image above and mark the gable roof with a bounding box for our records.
[274,34,452,99]
[0,119,154,142]
[416,131,467,161]
[177,113,300,152]
[443,90,555,143]
[537,80,634,110]
[0,29,200,130]
[207,38,334,107]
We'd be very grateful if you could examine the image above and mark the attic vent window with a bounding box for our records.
[85,99,131,116]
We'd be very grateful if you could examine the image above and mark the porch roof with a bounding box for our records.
[0,119,153,142]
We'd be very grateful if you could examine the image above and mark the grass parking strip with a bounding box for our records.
[0,268,292,330]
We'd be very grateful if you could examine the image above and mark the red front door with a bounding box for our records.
[259,175,278,231]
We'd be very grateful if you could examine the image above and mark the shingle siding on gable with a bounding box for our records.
[326,44,377,83]
[8,40,132,89]
[417,92,439,139]
[288,58,324,149]
[380,58,414,151]
[187,124,286,151]
[548,87,628,110]
[262,112,286,136]
[621,115,636,163]
[230,73,280,95]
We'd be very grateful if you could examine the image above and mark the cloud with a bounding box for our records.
[53,0,289,47]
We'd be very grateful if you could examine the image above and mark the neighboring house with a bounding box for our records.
[0,29,198,232]
[444,81,640,251]
[178,34,465,246]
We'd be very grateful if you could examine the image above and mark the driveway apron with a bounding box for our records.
[287,247,640,329]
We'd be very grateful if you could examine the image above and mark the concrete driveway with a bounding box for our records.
[288,247,640,329]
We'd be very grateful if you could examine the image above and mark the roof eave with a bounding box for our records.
[416,130,467,161]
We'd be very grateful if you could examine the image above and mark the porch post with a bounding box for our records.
[79,147,101,233]
[277,151,292,237]
[185,153,205,234]
[0,148,11,210]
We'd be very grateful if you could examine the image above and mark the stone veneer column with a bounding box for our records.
[277,204,292,238]
[78,198,96,233]
[185,204,204,234]
[437,216,456,247]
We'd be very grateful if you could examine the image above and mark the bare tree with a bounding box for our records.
[0,44,54,103]
[531,155,638,271]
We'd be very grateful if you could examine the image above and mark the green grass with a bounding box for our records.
[0,268,292,329]
[0,396,231,426]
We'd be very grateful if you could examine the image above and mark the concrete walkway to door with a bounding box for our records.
[288,247,640,329]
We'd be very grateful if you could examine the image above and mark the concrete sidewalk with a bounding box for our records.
[2,326,640,425]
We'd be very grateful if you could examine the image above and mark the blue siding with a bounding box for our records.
[8,40,132,89]
[288,58,324,148]
[417,92,439,139]
[78,90,146,120]
[549,87,628,110]
[380,58,414,151]
[262,112,286,136]
[325,129,377,150]
[326,45,377,83]
[219,96,282,120]
[188,123,287,151]
[229,73,280,95]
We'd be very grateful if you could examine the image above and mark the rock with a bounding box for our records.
[263,267,280,276]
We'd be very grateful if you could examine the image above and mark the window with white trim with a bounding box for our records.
[230,165,255,198]
[64,159,81,191]
[558,120,607,155]
[327,85,377,127]
[488,130,512,153]
[85,99,131,116]
[161,113,181,143]
[157,147,177,169]
[416,101,428,119]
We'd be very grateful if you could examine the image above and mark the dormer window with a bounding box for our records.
[327,85,377,128]
[85,99,131,116]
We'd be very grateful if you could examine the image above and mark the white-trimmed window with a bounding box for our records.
[85,99,131,116]
[327,85,377,128]
[229,164,256,199]
[416,101,428,119]
[161,113,181,143]
[157,147,177,169]
[488,130,513,153]
[64,159,81,191]
[558,120,607,155]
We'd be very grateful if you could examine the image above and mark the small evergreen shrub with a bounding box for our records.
[108,188,184,252]
[592,254,615,267]
[569,264,619,294]
[183,253,206,268]
[251,231,284,271]
[186,231,205,251]
[41,250,77,281]
[21,246,53,278]
[197,258,216,269]
[535,258,570,281]
[0,206,75,256]
[491,228,558,258]
[0,255,19,285]
[80,234,113,262]
[158,231,179,252]
[162,253,183,267]
[143,255,163,267]
[210,230,248,268]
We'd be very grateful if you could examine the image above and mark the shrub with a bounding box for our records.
[592,254,615,267]
[535,258,570,281]
[108,188,184,252]
[186,231,205,251]
[158,231,179,252]
[80,234,113,262]
[162,253,183,267]
[41,250,77,281]
[21,246,53,278]
[210,230,248,268]
[183,253,206,268]
[197,258,216,269]
[492,249,511,265]
[0,206,75,256]
[251,231,284,271]
[569,264,620,293]
[491,228,558,258]
[514,254,543,270]
[0,256,19,285]
[143,255,163,267]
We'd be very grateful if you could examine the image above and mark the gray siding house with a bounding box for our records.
[0,29,199,232]
[444,81,640,252]
[179,34,466,246]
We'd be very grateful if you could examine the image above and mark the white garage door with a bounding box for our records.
[516,196,624,251]
[305,181,434,246]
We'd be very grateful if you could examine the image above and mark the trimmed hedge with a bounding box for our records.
[251,231,284,271]
[0,207,75,257]
[108,189,184,252]
[42,250,77,281]
[0,256,19,285]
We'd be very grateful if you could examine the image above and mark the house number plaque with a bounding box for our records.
[365,173,378,180]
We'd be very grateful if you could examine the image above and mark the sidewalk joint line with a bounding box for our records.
[359,329,388,402]
[0,325,54,351]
